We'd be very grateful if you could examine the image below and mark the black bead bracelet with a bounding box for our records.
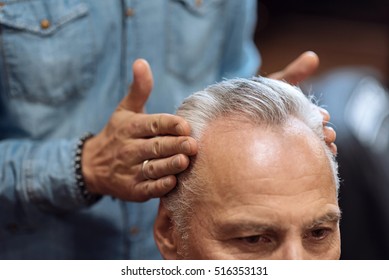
[74,132,102,205]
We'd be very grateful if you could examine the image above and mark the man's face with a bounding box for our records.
[158,117,340,260]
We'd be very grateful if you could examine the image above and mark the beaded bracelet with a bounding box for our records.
[74,132,102,205]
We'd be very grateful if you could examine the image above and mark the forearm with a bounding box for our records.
[0,137,95,213]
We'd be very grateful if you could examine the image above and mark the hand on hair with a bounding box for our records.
[267,51,320,85]
[320,108,337,155]
[82,59,198,201]
[268,51,337,154]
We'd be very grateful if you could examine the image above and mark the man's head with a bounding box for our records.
[154,77,340,260]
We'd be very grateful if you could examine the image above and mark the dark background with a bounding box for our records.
[256,0,389,83]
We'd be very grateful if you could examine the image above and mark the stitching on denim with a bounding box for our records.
[0,3,88,36]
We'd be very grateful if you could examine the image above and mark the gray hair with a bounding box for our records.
[162,76,339,237]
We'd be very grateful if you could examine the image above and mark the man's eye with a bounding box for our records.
[238,235,271,244]
[307,228,331,240]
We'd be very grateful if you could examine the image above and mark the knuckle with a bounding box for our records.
[114,113,136,139]
[129,120,141,135]
[152,139,162,157]
[151,121,158,134]
[150,115,162,134]
[146,162,157,178]
[113,123,129,141]
[156,180,167,194]
[131,181,148,202]
[143,182,156,198]
[141,176,174,199]
[152,179,170,197]
[137,141,148,158]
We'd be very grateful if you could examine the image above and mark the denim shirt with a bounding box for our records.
[0,0,259,259]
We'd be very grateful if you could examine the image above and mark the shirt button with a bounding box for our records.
[195,0,203,7]
[126,8,134,17]
[40,19,51,29]
[0,3,5,7]
[129,226,139,235]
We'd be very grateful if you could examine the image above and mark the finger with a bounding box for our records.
[130,113,192,137]
[143,136,197,159]
[329,143,337,155]
[118,135,197,164]
[320,108,330,124]
[324,126,336,145]
[133,175,177,201]
[115,134,197,168]
[119,59,154,112]
[141,154,191,180]
[268,51,319,85]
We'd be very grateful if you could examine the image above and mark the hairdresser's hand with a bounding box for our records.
[320,108,337,155]
[268,51,337,154]
[82,59,198,201]
[268,51,320,85]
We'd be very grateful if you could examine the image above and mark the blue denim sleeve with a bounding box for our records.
[0,138,91,213]
[219,0,261,79]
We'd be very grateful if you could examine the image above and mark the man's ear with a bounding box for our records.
[154,200,179,260]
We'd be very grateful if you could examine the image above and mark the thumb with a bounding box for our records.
[268,51,319,85]
[119,58,154,112]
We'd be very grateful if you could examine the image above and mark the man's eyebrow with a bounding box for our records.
[306,210,342,229]
[215,221,281,236]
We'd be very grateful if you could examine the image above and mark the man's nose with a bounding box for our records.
[280,240,305,260]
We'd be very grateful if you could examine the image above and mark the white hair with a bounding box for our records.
[163,76,339,238]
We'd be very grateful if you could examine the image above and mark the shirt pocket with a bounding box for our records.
[0,0,96,105]
[166,0,225,83]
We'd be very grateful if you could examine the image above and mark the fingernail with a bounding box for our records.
[181,140,191,153]
[173,156,181,169]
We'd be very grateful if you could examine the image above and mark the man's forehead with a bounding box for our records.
[193,115,336,205]
[199,116,329,174]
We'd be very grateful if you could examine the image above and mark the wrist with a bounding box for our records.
[81,135,96,192]
[75,133,102,204]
